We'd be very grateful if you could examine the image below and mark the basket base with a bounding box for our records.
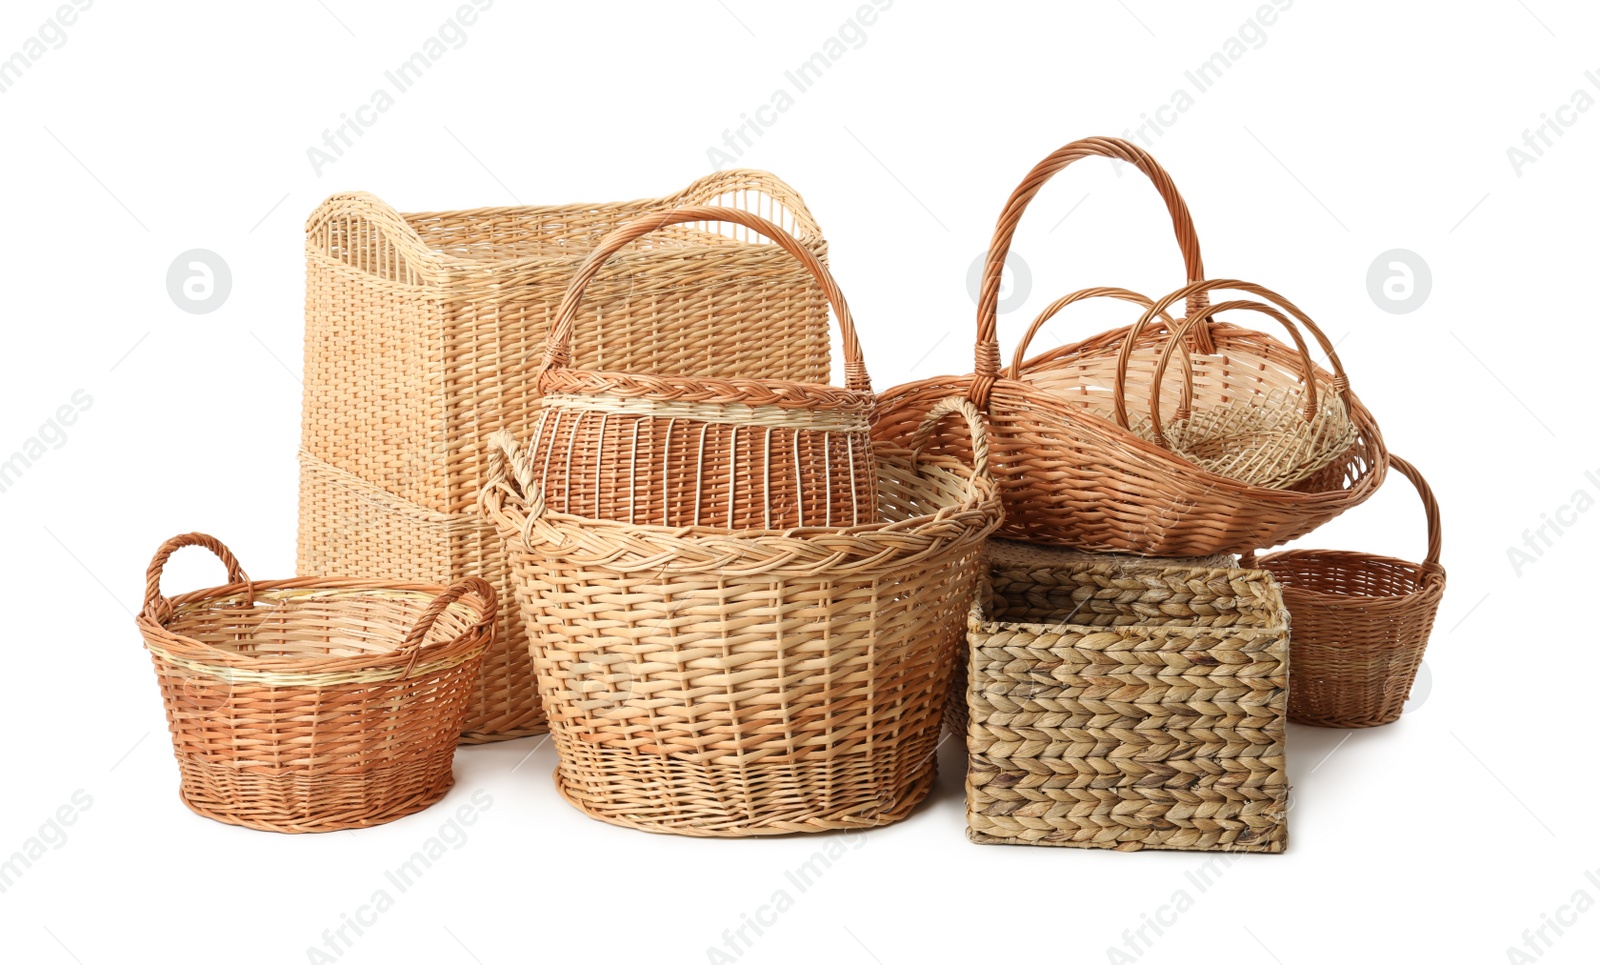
[177,773,455,834]
[550,762,938,837]
[459,724,548,745]
[964,821,1287,854]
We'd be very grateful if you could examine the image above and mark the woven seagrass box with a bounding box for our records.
[965,541,1290,853]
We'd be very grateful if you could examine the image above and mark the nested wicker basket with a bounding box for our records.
[137,534,496,833]
[1244,456,1445,728]
[531,206,876,529]
[480,398,1002,836]
[298,171,835,741]
[966,541,1289,853]
[1005,287,1356,490]
[874,135,1388,556]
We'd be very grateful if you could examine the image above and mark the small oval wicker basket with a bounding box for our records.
[136,534,496,832]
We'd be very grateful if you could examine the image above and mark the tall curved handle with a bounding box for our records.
[398,577,497,677]
[541,205,870,394]
[144,533,252,616]
[971,136,1211,410]
[1392,456,1442,567]
[1243,454,1440,568]
[1135,299,1327,443]
[1005,286,1198,417]
[1117,278,1352,441]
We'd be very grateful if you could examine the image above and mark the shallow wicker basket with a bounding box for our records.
[965,541,1289,853]
[1005,287,1357,490]
[298,170,834,742]
[137,534,496,833]
[874,135,1388,556]
[1244,455,1445,728]
[531,206,876,529]
[481,398,1001,836]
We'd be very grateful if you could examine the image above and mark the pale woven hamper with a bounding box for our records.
[297,171,834,742]
[966,541,1290,853]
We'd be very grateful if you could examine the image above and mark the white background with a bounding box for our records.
[1,1,1594,963]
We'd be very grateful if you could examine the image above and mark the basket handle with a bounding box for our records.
[1243,454,1440,567]
[971,136,1211,410]
[672,169,824,241]
[1004,286,1197,415]
[143,532,253,617]
[397,577,496,677]
[1118,278,1352,439]
[540,205,870,394]
[1135,298,1326,440]
[906,396,993,494]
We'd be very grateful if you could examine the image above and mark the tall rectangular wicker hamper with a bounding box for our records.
[297,170,835,742]
[965,541,1290,853]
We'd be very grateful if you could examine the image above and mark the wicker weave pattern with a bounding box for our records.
[1246,456,1445,727]
[966,541,1289,853]
[530,206,877,530]
[480,398,1002,836]
[299,172,835,741]
[137,534,496,833]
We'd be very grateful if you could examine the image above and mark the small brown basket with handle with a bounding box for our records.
[1243,456,1445,728]
[873,135,1388,556]
[531,205,876,529]
[137,533,496,832]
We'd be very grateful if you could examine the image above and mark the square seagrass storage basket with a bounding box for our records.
[965,541,1290,853]
[297,170,835,742]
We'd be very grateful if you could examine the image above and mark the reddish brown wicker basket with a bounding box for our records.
[531,205,876,530]
[137,534,496,832]
[1244,456,1445,727]
[874,135,1388,557]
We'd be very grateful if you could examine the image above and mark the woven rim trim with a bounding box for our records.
[538,392,873,432]
[538,368,877,413]
[145,637,487,686]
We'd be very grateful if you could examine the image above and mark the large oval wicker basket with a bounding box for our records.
[874,136,1388,557]
[480,398,1001,836]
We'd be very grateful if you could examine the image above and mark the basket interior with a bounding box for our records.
[1255,551,1440,601]
[983,545,1280,632]
[164,588,481,660]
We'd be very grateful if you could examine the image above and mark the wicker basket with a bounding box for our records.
[966,541,1289,853]
[480,398,1002,836]
[531,206,876,529]
[1244,456,1445,728]
[1005,287,1357,490]
[298,170,834,742]
[137,534,496,833]
[874,136,1388,556]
